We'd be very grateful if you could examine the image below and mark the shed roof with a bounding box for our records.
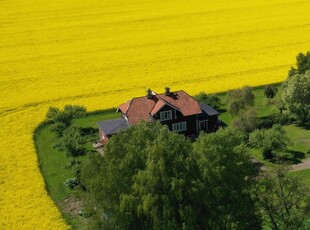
[199,103,220,116]
[97,118,129,135]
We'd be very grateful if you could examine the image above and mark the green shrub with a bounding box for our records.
[64,178,79,189]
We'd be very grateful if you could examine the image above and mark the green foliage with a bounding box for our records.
[121,126,197,229]
[249,124,291,160]
[289,51,310,77]
[194,92,221,109]
[80,122,166,229]
[252,165,310,230]
[227,99,246,116]
[282,71,310,122]
[56,126,86,158]
[258,113,294,129]
[193,128,261,229]
[232,108,257,134]
[264,85,278,99]
[81,124,261,229]
[46,105,87,136]
[272,97,286,114]
[227,86,255,116]
[64,178,79,189]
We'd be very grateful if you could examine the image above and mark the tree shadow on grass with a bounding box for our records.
[274,150,305,164]
[217,108,227,114]
[296,122,310,130]
[81,127,98,136]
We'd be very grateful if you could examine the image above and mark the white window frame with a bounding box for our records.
[172,122,187,132]
[160,110,172,121]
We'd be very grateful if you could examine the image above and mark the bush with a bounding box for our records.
[262,149,273,160]
[264,85,278,99]
[249,124,291,161]
[79,208,95,218]
[46,105,87,136]
[64,178,79,189]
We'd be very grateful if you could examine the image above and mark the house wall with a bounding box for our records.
[99,129,109,144]
[208,115,219,132]
[154,105,198,135]
[198,115,219,133]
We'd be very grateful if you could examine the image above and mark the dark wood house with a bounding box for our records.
[97,88,219,144]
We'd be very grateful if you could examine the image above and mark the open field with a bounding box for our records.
[1,0,310,228]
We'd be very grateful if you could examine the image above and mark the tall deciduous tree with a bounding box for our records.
[81,124,262,229]
[227,86,255,116]
[289,51,310,77]
[193,128,261,229]
[232,108,257,135]
[121,126,199,229]
[252,165,310,230]
[282,71,310,122]
[81,122,173,229]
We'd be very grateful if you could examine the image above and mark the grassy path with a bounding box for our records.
[292,159,310,171]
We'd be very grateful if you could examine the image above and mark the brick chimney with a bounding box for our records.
[146,89,156,99]
[165,87,170,96]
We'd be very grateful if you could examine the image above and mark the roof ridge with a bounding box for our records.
[113,118,129,130]
[125,99,133,116]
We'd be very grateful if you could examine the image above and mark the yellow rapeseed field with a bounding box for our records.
[1,0,310,228]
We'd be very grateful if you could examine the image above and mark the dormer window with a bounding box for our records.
[160,110,172,121]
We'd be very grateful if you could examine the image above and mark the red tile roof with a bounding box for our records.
[150,99,166,116]
[118,90,202,125]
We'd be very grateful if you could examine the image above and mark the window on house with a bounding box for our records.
[160,110,172,121]
[172,122,187,132]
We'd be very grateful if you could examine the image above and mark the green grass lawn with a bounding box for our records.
[218,84,281,126]
[72,112,120,152]
[290,169,310,187]
[216,84,310,168]
[284,124,310,157]
[35,126,73,203]
[36,110,120,201]
[35,110,120,229]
